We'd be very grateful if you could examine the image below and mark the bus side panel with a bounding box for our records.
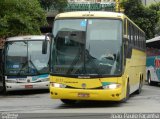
[146,56,160,82]
[125,49,146,94]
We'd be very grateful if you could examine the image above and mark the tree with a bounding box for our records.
[121,0,159,39]
[39,0,68,12]
[149,2,160,36]
[0,0,47,38]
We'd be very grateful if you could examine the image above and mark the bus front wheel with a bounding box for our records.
[2,82,7,95]
[148,73,155,86]
[0,77,7,95]
[121,81,130,103]
[60,99,78,105]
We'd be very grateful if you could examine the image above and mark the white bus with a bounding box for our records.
[146,36,160,85]
[0,35,50,93]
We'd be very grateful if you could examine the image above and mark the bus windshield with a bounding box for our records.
[52,19,122,77]
[5,40,49,76]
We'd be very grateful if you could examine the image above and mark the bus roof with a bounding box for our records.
[6,35,49,42]
[55,11,124,19]
[55,11,144,34]
[146,36,160,43]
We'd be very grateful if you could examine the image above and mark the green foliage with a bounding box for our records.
[149,2,160,11]
[149,2,160,36]
[39,0,68,12]
[0,0,47,38]
[155,16,160,36]
[121,0,159,39]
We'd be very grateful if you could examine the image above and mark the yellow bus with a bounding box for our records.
[45,11,146,104]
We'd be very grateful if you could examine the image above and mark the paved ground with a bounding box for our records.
[0,83,160,118]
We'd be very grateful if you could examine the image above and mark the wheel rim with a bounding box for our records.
[148,74,151,84]
[139,80,142,92]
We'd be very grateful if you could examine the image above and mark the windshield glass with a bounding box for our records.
[51,19,85,75]
[85,19,122,75]
[5,40,49,75]
[52,19,122,77]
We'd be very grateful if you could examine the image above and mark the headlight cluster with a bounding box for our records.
[102,83,121,89]
[6,80,17,83]
[50,82,66,88]
[41,78,49,82]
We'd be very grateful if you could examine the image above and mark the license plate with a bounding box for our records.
[25,85,33,89]
[78,93,90,97]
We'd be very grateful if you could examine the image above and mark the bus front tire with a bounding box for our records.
[121,81,130,103]
[0,87,6,95]
[148,73,156,86]
[2,84,7,95]
[60,99,78,105]
[0,79,7,95]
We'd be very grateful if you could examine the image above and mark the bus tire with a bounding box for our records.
[60,99,77,105]
[135,79,142,94]
[0,77,6,95]
[2,81,7,95]
[148,72,156,86]
[0,85,6,95]
[121,81,130,103]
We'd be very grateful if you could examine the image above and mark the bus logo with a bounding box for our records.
[81,83,86,89]
[27,79,30,83]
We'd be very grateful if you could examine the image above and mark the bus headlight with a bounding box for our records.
[6,80,17,83]
[103,83,121,89]
[41,78,49,82]
[50,82,66,88]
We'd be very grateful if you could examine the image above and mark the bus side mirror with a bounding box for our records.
[123,35,132,58]
[42,40,47,54]
[124,35,128,54]
[2,49,4,63]
[0,49,5,74]
[42,33,52,54]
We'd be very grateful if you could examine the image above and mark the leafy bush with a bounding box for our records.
[0,0,47,38]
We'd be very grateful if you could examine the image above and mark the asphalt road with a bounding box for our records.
[0,83,160,119]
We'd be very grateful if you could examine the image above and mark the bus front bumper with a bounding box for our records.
[50,87,124,101]
[6,81,49,91]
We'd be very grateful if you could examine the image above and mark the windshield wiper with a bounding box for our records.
[66,47,83,74]
[17,60,28,75]
[85,51,102,76]
[17,58,40,75]
[28,58,40,75]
